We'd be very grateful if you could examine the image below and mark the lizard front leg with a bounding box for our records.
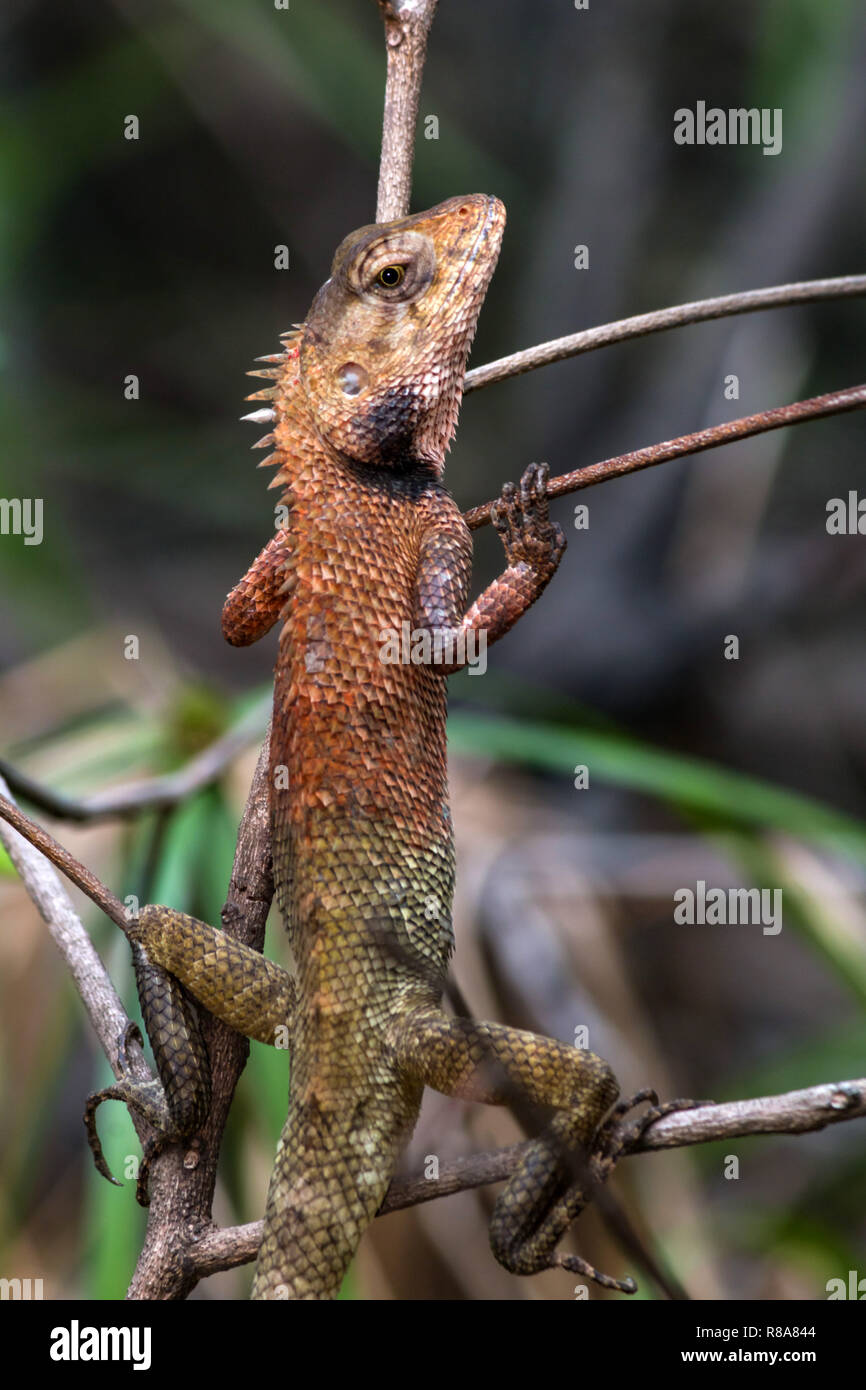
[414,461,566,671]
[461,460,567,648]
[222,529,289,646]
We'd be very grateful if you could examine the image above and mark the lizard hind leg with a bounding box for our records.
[86,906,297,1201]
[130,905,297,1048]
[394,1007,642,1293]
[83,957,213,1205]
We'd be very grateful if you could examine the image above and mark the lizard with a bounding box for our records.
[0,194,672,1299]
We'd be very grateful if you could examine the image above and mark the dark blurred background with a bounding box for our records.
[0,0,864,1300]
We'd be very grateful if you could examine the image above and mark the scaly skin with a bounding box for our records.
[74,196,641,1298]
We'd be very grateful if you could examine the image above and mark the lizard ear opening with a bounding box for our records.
[337,363,369,397]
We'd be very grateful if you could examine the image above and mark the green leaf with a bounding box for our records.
[448,710,866,863]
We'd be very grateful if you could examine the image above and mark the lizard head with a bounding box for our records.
[298,194,505,473]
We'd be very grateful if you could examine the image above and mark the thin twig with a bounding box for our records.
[0,790,129,928]
[127,729,274,1300]
[0,738,275,1302]
[0,775,149,1091]
[382,1078,866,1208]
[464,384,866,530]
[376,0,439,221]
[0,695,269,824]
[187,1076,866,1277]
[464,274,866,394]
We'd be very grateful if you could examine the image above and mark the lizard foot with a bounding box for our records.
[547,1092,710,1294]
[490,1089,708,1296]
[594,1089,711,1175]
[549,1250,638,1295]
[84,1074,179,1206]
[490,462,566,574]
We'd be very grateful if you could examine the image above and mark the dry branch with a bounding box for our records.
[0,775,149,1094]
[464,384,866,529]
[465,274,866,394]
[187,1077,866,1277]
[376,0,439,221]
[127,731,274,1300]
[0,696,268,823]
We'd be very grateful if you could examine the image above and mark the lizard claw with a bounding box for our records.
[533,1093,707,1296]
[81,1021,148,1186]
[83,1075,179,1206]
[135,1136,171,1208]
[119,1020,145,1070]
[83,1086,128,1189]
[553,1250,638,1295]
[597,1091,710,1168]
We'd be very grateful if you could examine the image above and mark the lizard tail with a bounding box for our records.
[251,1082,421,1300]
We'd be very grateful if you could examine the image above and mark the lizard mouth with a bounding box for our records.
[439,194,506,314]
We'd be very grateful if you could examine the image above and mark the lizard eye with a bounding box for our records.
[349,233,433,303]
[376,264,405,289]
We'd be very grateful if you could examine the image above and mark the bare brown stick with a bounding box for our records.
[0,741,275,1302]
[384,1080,866,1211]
[0,695,269,824]
[464,384,866,530]
[376,0,439,221]
[128,729,274,1300]
[465,274,866,394]
[0,791,128,928]
[0,775,151,1094]
[188,1077,865,1277]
